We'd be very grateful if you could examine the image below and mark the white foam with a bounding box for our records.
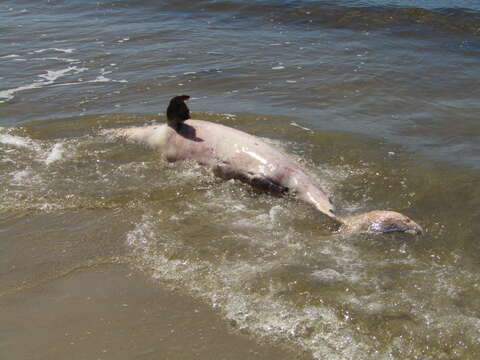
[125,214,369,359]
[91,75,111,83]
[32,56,79,63]
[33,48,74,54]
[38,66,87,82]
[10,169,32,185]
[0,133,39,150]
[45,142,64,165]
[222,113,236,119]
[0,66,87,102]
[0,133,68,166]
[0,84,38,102]
[311,268,345,282]
[290,122,311,131]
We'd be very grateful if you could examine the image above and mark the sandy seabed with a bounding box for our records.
[2,264,310,360]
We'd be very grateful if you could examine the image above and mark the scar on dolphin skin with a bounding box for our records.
[112,95,423,235]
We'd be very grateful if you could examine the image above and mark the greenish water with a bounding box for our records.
[2,112,479,358]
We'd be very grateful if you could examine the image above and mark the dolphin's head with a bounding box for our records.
[166,95,190,130]
[341,210,423,235]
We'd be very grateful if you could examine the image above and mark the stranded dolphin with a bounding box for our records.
[111,95,422,235]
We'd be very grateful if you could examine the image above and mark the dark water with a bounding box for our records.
[1,1,480,359]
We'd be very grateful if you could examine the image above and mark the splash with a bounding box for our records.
[0,133,41,151]
[44,142,65,165]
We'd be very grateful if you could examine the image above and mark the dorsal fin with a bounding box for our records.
[166,95,191,126]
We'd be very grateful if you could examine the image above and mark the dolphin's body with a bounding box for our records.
[115,120,335,217]
[111,96,422,234]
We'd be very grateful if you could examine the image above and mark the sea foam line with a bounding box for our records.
[1,54,21,59]
[0,66,87,102]
[0,133,41,151]
[0,129,66,165]
[32,48,75,54]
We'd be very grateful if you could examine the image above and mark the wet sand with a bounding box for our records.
[2,264,310,360]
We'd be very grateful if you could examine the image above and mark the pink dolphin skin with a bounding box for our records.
[111,97,422,235]
[115,119,335,217]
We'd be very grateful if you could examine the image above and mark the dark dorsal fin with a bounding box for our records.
[166,95,191,126]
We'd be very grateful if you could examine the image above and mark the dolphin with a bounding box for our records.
[111,95,422,235]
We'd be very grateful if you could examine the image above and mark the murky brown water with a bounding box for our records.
[2,112,479,359]
[1,1,480,359]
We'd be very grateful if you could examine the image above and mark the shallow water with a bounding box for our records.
[1,1,480,359]
[3,264,306,360]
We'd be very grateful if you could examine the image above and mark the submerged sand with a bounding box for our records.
[2,264,310,360]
